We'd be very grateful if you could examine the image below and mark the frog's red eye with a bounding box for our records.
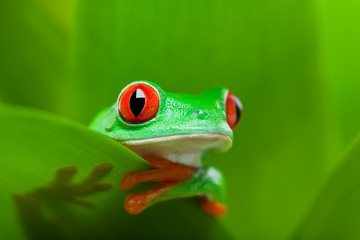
[226,92,242,129]
[118,83,160,124]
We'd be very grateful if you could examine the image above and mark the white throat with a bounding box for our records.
[122,133,232,167]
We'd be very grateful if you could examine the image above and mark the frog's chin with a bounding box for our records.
[121,133,232,168]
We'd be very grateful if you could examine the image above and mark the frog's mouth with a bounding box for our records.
[120,133,232,168]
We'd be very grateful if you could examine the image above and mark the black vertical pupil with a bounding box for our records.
[234,97,242,125]
[130,89,146,117]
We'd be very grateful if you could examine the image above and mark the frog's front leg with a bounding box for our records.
[120,157,196,214]
[120,158,227,216]
[120,156,196,190]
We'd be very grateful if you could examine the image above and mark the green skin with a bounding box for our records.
[90,81,234,207]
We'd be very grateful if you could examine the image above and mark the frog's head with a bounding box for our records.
[91,80,242,167]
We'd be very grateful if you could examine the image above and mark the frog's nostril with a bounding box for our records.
[194,109,207,120]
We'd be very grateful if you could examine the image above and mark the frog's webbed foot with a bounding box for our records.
[120,157,196,214]
[37,162,113,207]
[124,182,176,214]
[12,163,113,239]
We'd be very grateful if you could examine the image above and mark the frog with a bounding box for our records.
[89,80,242,216]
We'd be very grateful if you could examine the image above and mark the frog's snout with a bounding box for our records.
[193,109,207,120]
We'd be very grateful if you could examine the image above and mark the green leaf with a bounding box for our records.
[292,134,360,240]
[0,104,233,240]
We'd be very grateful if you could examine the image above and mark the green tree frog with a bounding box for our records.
[90,81,242,216]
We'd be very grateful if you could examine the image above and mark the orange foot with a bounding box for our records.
[120,157,196,214]
[124,182,176,214]
[200,197,227,217]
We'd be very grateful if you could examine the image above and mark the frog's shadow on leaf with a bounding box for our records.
[12,162,113,240]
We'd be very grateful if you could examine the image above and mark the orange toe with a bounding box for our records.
[124,182,176,214]
[200,198,227,217]
[120,173,137,190]
[124,193,148,215]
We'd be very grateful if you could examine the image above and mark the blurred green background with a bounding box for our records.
[1,0,360,239]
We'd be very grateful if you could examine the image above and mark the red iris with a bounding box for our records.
[118,83,160,124]
[226,92,242,129]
